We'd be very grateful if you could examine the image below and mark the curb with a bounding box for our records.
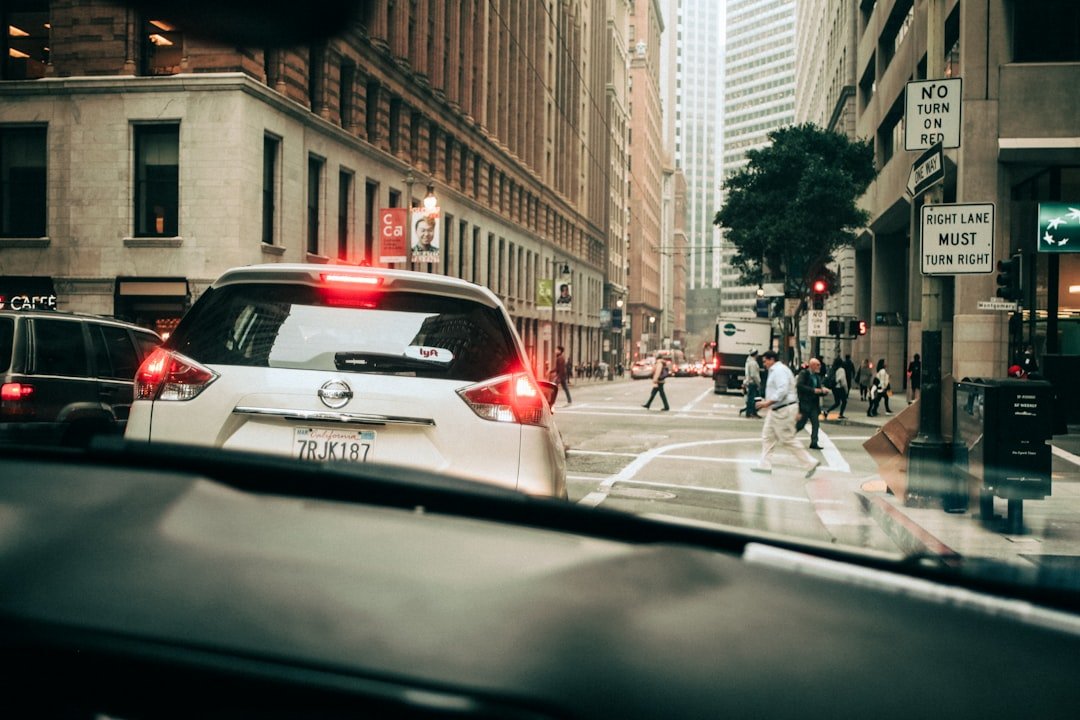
[857,492,960,563]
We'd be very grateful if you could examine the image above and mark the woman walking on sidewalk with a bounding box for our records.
[876,358,892,415]
[856,358,874,401]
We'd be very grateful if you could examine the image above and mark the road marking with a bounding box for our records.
[812,427,850,473]
[575,436,854,507]
[682,386,716,412]
[1052,445,1080,467]
[613,479,810,503]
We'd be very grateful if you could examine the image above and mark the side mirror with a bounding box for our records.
[538,380,559,408]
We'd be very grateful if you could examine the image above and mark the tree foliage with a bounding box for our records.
[714,123,876,298]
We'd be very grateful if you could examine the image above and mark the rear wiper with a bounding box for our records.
[334,351,447,373]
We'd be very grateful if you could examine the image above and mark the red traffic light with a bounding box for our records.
[811,279,827,294]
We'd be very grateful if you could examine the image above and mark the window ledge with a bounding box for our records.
[124,237,183,248]
[0,237,50,248]
[305,253,331,264]
[261,243,286,256]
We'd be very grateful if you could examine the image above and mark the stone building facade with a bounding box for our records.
[0,0,629,377]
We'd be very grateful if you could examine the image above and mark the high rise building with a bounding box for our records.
[665,0,726,340]
[720,0,796,316]
[626,0,666,358]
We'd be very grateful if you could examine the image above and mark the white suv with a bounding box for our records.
[125,265,566,497]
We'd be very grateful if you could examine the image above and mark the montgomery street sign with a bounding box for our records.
[906,141,944,198]
[1037,203,1080,253]
[977,299,1019,311]
[921,202,995,275]
[905,78,962,151]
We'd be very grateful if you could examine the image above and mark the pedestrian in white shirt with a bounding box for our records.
[753,351,820,477]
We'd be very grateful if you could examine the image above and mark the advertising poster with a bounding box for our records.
[378,208,407,264]
[555,281,572,311]
[410,207,441,265]
[537,278,553,309]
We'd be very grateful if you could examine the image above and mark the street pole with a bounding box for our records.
[550,258,557,378]
[907,0,952,507]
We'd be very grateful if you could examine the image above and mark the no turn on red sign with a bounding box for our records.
[905,78,961,151]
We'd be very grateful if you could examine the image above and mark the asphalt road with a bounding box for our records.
[553,375,902,553]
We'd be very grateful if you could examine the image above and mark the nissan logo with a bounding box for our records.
[318,380,353,409]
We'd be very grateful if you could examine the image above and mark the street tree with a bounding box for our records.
[714,123,876,362]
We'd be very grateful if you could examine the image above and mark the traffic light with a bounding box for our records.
[810,277,827,310]
[828,319,843,336]
[847,319,867,337]
[996,253,1022,302]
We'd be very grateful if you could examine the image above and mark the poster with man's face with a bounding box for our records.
[556,282,572,311]
[410,207,441,264]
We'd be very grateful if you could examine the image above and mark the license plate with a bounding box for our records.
[293,427,375,462]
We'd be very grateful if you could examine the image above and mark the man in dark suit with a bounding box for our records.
[795,357,829,449]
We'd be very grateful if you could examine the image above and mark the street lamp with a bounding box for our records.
[648,315,656,353]
[550,258,571,377]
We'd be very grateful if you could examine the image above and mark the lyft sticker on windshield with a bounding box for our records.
[404,346,453,363]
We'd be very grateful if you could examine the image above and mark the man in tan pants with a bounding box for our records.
[752,351,820,478]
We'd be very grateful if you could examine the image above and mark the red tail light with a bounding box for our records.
[135,348,218,401]
[457,373,550,427]
[1,382,33,402]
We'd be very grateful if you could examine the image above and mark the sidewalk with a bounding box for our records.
[848,389,1080,573]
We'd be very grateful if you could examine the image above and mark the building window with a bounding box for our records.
[3,2,49,80]
[339,61,356,127]
[309,42,326,114]
[264,48,279,88]
[338,169,353,261]
[1013,0,1080,62]
[364,180,378,265]
[141,18,183,76]
[0,125,47,238]
[134,124,179,238]
[389,97,401,154]
[307,155,324,255]
[365,80,380,141]
[262,134,279,246]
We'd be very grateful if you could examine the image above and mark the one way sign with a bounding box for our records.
[906,141,944,198]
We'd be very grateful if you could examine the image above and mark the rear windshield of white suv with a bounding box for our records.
[169,283,523,383]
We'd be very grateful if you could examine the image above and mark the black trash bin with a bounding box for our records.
[953,378,1052,533]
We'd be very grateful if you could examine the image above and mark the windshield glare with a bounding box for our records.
[3,0,1080,602]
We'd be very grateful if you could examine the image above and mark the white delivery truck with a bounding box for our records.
[703,318,773,394]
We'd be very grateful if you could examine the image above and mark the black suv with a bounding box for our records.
[0,310,161,446]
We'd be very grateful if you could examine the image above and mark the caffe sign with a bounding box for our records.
[0,276,58,311]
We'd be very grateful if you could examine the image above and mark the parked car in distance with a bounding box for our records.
[630,357,655,379]
[125,264,567,498]
[0,309,161,446]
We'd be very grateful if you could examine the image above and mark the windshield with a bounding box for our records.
[3,0,1080,608]
[170,283,521,381]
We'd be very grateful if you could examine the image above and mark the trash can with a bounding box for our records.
[953,378,1052,533]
